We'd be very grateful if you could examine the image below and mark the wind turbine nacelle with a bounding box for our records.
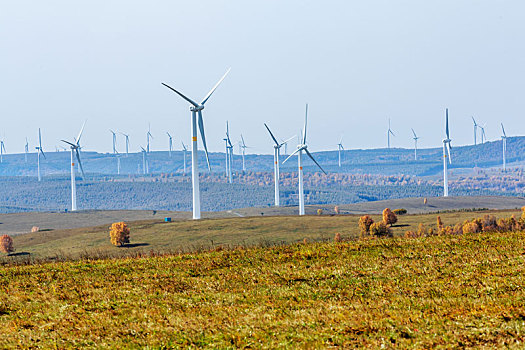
[190,105,204,112]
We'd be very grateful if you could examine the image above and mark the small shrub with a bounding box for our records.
[317,209,323,216]
[31,226,40,233]
[424,198,428,205]
[334,233,342,242]
[0,235,14,254]
[521,206,525,221]
[462,221,480,234]
[427,227,435,236]
[334,206,340,215]
[482,214,498,232]
[303,238,308,245]
[436,216,444,229]
[382,208,398,226]
[405,230,418,238]
[358,215,374,236]
[417,223,426,236]
[393,208,407,215]
[369,222,393,237]
[109,222,130,247]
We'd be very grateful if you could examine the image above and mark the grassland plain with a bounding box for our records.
[1,228,525,348]
[4,209,523,261]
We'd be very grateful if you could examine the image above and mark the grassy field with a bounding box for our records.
[3,209,522,261]
[1,228,525,348]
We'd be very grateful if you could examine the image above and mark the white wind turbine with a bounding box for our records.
[501,123,507,172]
[120,132,130,157]
[110,130,117,154]
[167,132,173,158]
[387,118,395,149]
[472,117,479,145]
[24,138,29,163]
[61,122,86,212]
[239,134,248,172]
[442,109,452,197]
[0,139,6,163]
[283,104,326,215]
[479,124,487,144]
[140,147,148,174]
[146,124,153,153]
[337,136,344,167]
[411,128,420,161]
[36,128,45,182]
[223,121,233,183]
[162,68,230,220]
[264,124,294,207]
[181,141,188,174]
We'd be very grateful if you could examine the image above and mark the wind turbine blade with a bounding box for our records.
[140,147,146,152]
[472,116,477,126]
[303,104,308,144]
[40,149,46,159]
[282,148,301,164]
[304,148,327,175]
[76,121,86,145]
[162,83,199,107]
[61,140,76,147]
[167,132,171,138]
[446,143,452,164]
[445,109,450,139]
[264,123,280,146]
[281,135,296,146]
[241,134,246,147]
[501,123,507,137]
[197,111,211,171]
[390,130,396,137]
[38,128,42,149]
[201,68,231,105]
[75,148,85,178]
[411,128,417,138]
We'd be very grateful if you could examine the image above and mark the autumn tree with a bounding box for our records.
[109,222,130,247]
[369,222,393,237]
[382,208,398,226]
[358,215,374,236]
[0,235,14,254]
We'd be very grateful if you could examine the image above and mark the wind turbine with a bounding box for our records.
[501,123,507,172]
[36,128,45,182]
[120,132,130,157]
[387,118,395,149]
[162,68,230,219]
[223,121,233,182]
[337,136,344,167]
[61,121,86,212]
[181,141,188,174]
[146,124,153,153]
[24,138,29,163]
[264,124,294,207]
[167,132,173,158]
[239,134,248,172]
[442,109,452,197]
[411,128,419,161]
[283,104,326,215]
[0,139,6,163]
[140,147,149,174]
[479,124,487,144]
[472,117,478,145]
[109,130,117,154]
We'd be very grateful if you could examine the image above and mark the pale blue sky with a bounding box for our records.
[0,0,523,154]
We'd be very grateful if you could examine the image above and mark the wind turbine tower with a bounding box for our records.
[411,128,420,161]
[442,109,452,197]
[181,141,188,174]
[387,119,395,149]
[110,130,117,154]
[120,133,130,157]
[337,136,344,167]
[264,124,294,207]
[283,104,326,215]
[140,147,148,174]
[147,124,153,153]
[240,134,248,172]
[167,132,173,158]
[24,138,29,163]
[0,140,6,163]
[36,128,45,182]
[501,123,507,172]
[61,122,86,211]
[162,68,230,219]
[472,117,478,145]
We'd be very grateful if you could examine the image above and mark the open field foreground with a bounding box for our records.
[1,230,525,348]
[4,209,524,261]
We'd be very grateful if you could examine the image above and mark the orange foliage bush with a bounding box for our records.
[334,233,342,242]
[382,208,397,226]
[369,222,393,237]
[0,234,14,254]
[109,222,130,247]
[334,206,340,215]
[358,215,374,236]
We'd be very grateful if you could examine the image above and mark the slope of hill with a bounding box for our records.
[2,224,525,348]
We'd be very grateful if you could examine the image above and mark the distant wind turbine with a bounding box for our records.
[109,130,117,154]
[472,117,479,145]
[337,136,344,167]
[223,121,233,182]
[120,133,130,157]
[479,124,487,144]
[167,132,173,158]
[387,119,395,149]
[442,109,452,197]
[181,141,188,174]
[24,138,29,163]
[239,134,248,172]
[501,123,507,172]
[264,124,294,207]
[61,121,86,211]
[0,139,6,163]
[162,68,230,219]
[36,128,46,182]
[140,147,149,174]
[147,124,153,153]
[283,104,326,215]
[411,128,419,161]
